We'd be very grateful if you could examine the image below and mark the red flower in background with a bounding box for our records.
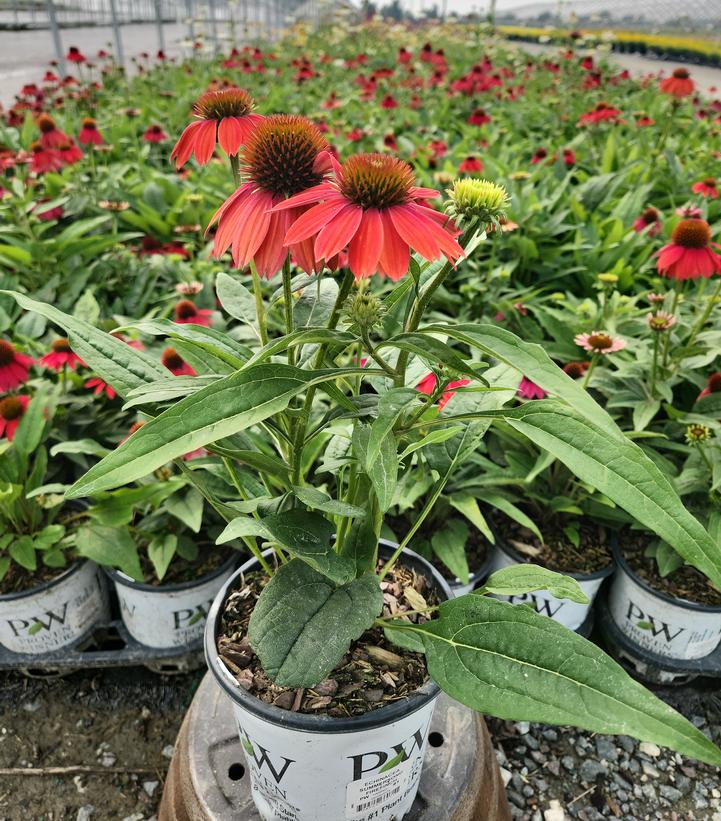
[467,108,491,126]
[563,361,590,379]
[579,102,621,125]
[173,299,213,326]
[34,199,64,221]
[459,156,483,174]
[29,142,64,174]
[143,124,168,142]
[380,94,398,109]
[633,207,662,236]
[691,178,719,199]
[531,147,547,164]
[162,347,196,376]
[36,113,71,149]
[276,153,462,281]
[416,372,470,410]
[41,338,84,371]
[0,395,30,441]
[656,219,721,280]
[0,340,34,391]
[66,46,86,64]
[78,117,104,146]
[698,372,721,400]
[660,68,694,98]
[85,377,116,400]
[209,115,331,278]
[517,376,547,400]
[171,88,263,168]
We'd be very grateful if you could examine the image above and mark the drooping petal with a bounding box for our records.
[409,186,441,199]
[208,185,253,247]
[389,204,443,260]
[284,198,349,245]
[314,205,363,262]
[378,211,410,280]
[253,209,290,278]
[348,208,383,278]
[393,204,464,262]
[192,120,219,165]
[272,182,339,212]
[170,121,205,168]
[229,189,275,268]
[217,117,243,156]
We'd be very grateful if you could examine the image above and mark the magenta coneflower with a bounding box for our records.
[174,300,213,327]
[41,338,84,371]
[78,117,104,146]
[0,394,30,441]
[171,88,263,168]
[143,124,168,143]
[691,178,719,199]
[161,347,196,375]
[517,376,547,400]
[276,153,462,281]
[209,115,332,278]
[85,377,116,399]
[574,331,626,355]
[698,372,721,400]
[0,340,34,391]
[656,219,721,280]
[416,372,470,410]
[633,207,662,235]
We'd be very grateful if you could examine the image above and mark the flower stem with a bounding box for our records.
[582,355,598,389]
[650,333,660,397]
[281,255,295,364]
[249,260,269,346]
[661,282,683,368]
[229,154,241,187]
[686,277,721,353]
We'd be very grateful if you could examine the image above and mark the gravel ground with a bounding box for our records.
[1,666,720,820]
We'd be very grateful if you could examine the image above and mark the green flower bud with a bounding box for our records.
[344,291,385,331]
[685,424,712,444]
[444,178,510,227]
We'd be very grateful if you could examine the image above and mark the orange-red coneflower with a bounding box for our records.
[0,339,34,392]
[171,88,263,168]
[0,395,30,441]
[656,219,721,280]
[691,178,719,199]
[276,153,462,281]
[41,338,84,371]
[660,68,694,98]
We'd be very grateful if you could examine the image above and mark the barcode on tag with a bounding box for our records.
[355,783,402,812]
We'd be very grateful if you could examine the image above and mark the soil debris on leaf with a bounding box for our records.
[216,560,438,717]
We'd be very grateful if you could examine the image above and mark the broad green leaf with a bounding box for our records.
[216,272,259,335]
[11,391,47,459]
[165,488,204,533]
[448,495,495,545]
[2,291,167,397]
[248,559,383,687]
[431,519,470,584]
[293,278,339,328]
[293,486,366,518]
[244,328,356,369]
[66,365,362,497]
[633,398,660,432]
[148,534,177,582]
[366,388,419,470]
[73,289,101,326]
[472,491,543,543]
[353,425,398,513]
[34,525,66,550]
[50,439,110,458]
[263,510,354,584]
[377,333,486,380]
[9,537,36,570]
[75,524,143,581]
[478,564,588,603]
[123,376,217,410]
[398,426,464,460]
[340,514,377,575]
[404,596,721,766]
[496,401,721,589]
[217,516,270,543]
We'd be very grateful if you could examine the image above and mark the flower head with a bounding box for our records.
[416,372,470,410]
[698,372,721,400]
[173,300,213,327]
[275,152,462,281]
[633,207,662,236]
[85,376,116,399]
[660,68,694,98]
[574,331,626,355]
[646,311,676,332]
[171,88,263,167]
[0,339,34,391]
[161,346,196,375]
[691,178,718,199]
[40,338,84,371]
[209,115,331,278]
[78,117,104,146]
[0,394,30,441]
[445,178,510,228]
[517,376,546,400]
[685,423,711,444]
[656,219,721,280]
[458,156,483,174]
[175,281,203,295]
[563,361,590,379]
[143,124,168,143]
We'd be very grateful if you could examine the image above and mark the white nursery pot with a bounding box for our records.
[608,548,721,661]
[108,554,237,649]
[205,543,453,821]
[0,560,109,654]
[488,541,613,632]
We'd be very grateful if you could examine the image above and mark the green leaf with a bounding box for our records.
[448,495,495,545]
[148,534,177,582]
[2,291,168,397]
[406,596,721,766]
[340,515,377,575]
[73,289,101,326]
[473,491,543,543]
[478,564,588,603]
[50,439,110,458]
[11,391,47,458]
[633,398,660,432]
[496,400,721,590]
[431,519,470,584]
[66,365,361,497]
[9,537,36,571]
[122,376,216,410]
[293,278,339,328]
[75,524,143,581]
[34,525,66,550]
[398,426,464,460]
[377,334,485,380]
[217,516,269,544]
[216,272,259,336]
[263,510,354,584]
[292,486,366,518]
[248,559,383,687]
[366,388,419,470]
[165,488,204,532]
[353,425,397,513]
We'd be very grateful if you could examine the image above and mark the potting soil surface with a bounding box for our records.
[0,668,720,820]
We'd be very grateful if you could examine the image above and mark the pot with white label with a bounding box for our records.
[108,554,238,649]
[205,542,453,821]
[608,545,721,661]
[0,560,109,654]
[487,540,614,632]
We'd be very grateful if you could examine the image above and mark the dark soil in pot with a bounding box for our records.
[0,561,71,596]
[216,558,439,718]
[136,544,235,586]
[495,517,612,575]
[622,531,721,607]
[385,515,491,583]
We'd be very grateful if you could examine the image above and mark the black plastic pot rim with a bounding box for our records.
[107,552,239,594]
[0,559,86,603]
[612,543,721,614]
[493,538,615,582]
[205,540,452,734]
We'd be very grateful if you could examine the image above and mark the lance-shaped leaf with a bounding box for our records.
[244,328,357,368]
[248,559,383,687]
[402,596,721,766]
[123,376,218,410]
[66,365,362,497]
[377,333,487,380]
[353,424,398,512]
[477,564,589,603]
[496,400,721,589]
[2,291,167,398]
[216,272,259,334]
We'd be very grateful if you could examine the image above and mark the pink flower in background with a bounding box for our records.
[41,338,85,371]
[417,372,471,410]
[574,331,626,355]
[173,300,213,327]
[0,394,30,441]
[517,377,547,400]
[85,377,116,400]
[0,340,34,391]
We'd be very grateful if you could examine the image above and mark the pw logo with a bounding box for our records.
[238,726,295,785]
[7,603,69,637]
[626,602,685,642]
[507,592,564,618]
[348,725,426,781]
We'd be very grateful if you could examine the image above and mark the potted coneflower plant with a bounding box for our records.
[6,103,721,819]
[0,389,109,655]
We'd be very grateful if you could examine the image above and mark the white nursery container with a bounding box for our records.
[0,560,109,654]
[108,555,237,649]
[205,545,453,821]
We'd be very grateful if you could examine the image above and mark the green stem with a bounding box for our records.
[582,355,598,389]
[249,260,269,346]
[282,255,295,364]
[662,283,683,368]
[650,332,660,397]
[229,154,241,187]
[362,330,396,377]
[686,277,721,352]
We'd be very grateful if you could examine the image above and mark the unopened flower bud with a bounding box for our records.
[344,291,385,331]
[685,423,712,444]
[444,178,510,227]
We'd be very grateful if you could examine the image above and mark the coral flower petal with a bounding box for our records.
[348,208,384,279]
[377,211,410,280]
[409,186,440,199]
[229,190,275,267]
[283,198,349,245]
[273,183,339,212]
[209,185,253,248]
[170,121,204,168]
[217,117,243,156]
[253,209,291,278]
[314,205,363,262]
[402,204,464,260]
[193,120,218,165]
